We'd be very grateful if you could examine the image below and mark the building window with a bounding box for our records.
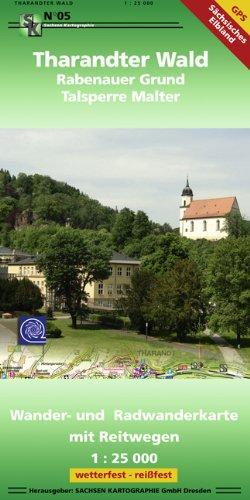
[117,284,123,295]
[216,220,220,231]
[126,267,131,277]
[107,284,113,296]
[117,267,122,276]
[109,266,113,275]
[183,200,186,206]
[203,220,207,232]
[107,300,113,308]
[98,283,103,295]
[190,221,194,232]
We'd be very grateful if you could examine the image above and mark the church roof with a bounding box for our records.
[182,197,237,220]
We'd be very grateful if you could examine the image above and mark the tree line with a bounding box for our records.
[0,224,249,345]
[0,169,171,246]
[121,236,250,345]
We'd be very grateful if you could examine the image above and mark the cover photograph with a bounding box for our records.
[0,1,249,499]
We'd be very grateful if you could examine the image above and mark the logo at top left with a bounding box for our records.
[20,14,42,36]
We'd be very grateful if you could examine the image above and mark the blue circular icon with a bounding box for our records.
[20,318,46,344]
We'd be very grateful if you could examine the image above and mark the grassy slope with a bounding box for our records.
[52,319,223,372]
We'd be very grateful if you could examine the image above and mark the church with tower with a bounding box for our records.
[179,178,240,240]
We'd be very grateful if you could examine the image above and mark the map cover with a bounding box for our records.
[0,1,249,499]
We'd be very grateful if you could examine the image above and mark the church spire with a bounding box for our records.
[182,176,193,196]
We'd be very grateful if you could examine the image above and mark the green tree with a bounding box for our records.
[123,239,142,258]
[142,233,189,274]
[112,208,135,248]
[15,172,33,195]
[0,197,17,225]
[0,224,11,246]
[124,233,161,259]
[152,222,172,234]
[0,279,18,311]
[10,224,61,253]
[34,193,73,224]
[186,238,216,276]
[0,278,42,312]
[225,211,250,237]
[119,269,157,333]
[15,279,43,312]
[0,169,12,196]
[37,228,112,328]
[132,211,152,239]
[148,260,205,341]
[207,237,250,345]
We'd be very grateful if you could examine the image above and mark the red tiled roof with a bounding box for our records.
[182,197,236,220]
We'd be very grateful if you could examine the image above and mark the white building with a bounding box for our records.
[179,179,240,240]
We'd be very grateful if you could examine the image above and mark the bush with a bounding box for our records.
[46,322,62,338]
[89,313,124,329]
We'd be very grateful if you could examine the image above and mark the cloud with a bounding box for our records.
[0,129,249,226]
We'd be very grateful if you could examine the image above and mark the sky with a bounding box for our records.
[0,128,249,227]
